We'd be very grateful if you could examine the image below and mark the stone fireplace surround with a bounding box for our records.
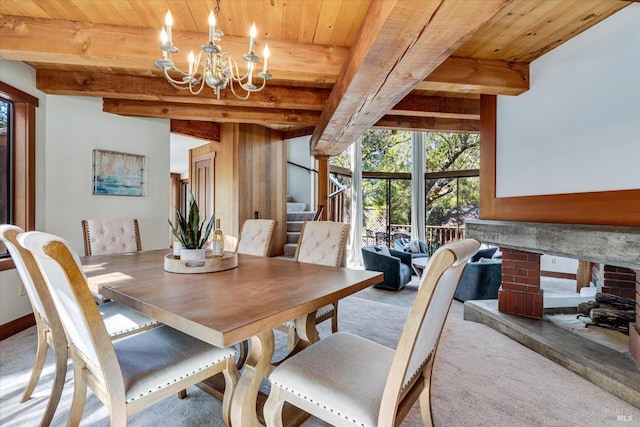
[465,220,640,366]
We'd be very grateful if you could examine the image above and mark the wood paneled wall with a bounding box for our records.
[480,95,640,227]
[190,124,286,256]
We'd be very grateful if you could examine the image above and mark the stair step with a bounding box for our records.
[286,202,308,212]
[287,232,300,244]
[287,211,316,221]
[287,221,304,232]
[283,243,298,258]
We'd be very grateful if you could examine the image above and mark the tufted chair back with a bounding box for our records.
[236,219,278,257]
[82,218,142,256]
[294,221,350,267]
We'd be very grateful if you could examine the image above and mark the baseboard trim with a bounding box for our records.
[540,270,576,280]
[0,313,35,341]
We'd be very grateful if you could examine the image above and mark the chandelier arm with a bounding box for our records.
[188,76,208,95]
[228,56,251,82]
[228,79,252,100]
[163,67,192,86]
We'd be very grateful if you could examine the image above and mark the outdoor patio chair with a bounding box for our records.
[19,230,239,427]
[82,218,142,256]
[264,238,480,427]
[0,225,159,427]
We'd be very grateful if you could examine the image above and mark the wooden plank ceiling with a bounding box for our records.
[0,0,631,155]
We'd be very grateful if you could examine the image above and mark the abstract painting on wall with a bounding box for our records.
[92,149,145,196]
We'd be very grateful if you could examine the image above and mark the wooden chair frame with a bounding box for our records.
[264,239,480,427]
[20,232,239,426]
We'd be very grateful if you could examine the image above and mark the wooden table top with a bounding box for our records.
[81,249,382,348]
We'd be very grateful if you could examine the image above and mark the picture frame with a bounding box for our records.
[92,149,145,196]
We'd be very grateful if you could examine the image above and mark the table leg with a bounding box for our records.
[230,329,274,427]
[229,313,322,427]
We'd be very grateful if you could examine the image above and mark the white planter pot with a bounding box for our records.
[180,248,206,261]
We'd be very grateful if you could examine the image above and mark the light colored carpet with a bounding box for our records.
[1,280,638,426]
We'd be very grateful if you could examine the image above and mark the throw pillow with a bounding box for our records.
[376,246,391,256]
[407,239,421,253]
[471,247,498,262]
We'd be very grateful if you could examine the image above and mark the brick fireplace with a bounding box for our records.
[465,220,640,366]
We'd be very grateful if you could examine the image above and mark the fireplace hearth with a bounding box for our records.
[465,219,640,366]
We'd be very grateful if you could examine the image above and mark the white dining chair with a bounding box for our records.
[235,219,278,257]
[264,239,480,427]
[19,230,239,427]
[0,225,160,426]
[82,218,142,256]
[281,221,349,351]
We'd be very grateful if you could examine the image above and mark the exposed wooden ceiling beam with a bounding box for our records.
[36,69,481,120]
[170,120,220,142]
[104,99,479,133]
[102,99,321,125]
[309,0,510,156]
[393,94,479,120]
[0,14,341,85]
[373,116,480,133]
[2,14,528,95]
[35,69,329,110]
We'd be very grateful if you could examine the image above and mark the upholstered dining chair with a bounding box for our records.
[235,219,278,257]
[19,231,239,427]
[0,225,160,427]
[82,218,142,256]
[282,221,350,351]
[264,239,480,427]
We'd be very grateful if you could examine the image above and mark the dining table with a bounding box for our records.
[81,249,383,427]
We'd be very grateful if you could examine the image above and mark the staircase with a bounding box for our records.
[283,196,316,258]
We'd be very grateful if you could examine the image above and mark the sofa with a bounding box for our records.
[393,238,430,260]
[454,247,502,302]
[362,246,412,291]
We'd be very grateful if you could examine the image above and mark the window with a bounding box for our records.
[0,98,12,257]
[0,81,38,270]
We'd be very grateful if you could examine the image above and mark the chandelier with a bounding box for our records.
[154,0,271,100]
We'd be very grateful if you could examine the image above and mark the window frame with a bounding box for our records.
[0,81,38,271]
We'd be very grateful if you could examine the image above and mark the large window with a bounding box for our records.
[0,98,12,257]
[332,130,480,248]
[0,82,38,269]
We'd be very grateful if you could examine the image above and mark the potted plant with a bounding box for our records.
[168,192,214,260]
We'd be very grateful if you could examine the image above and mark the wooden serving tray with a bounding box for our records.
[163,252,238,274]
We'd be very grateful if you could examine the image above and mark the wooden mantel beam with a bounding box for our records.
[2,15,528,95]
[309,0,510,156]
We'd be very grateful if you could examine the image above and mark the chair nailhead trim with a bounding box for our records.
[270,380,365,426]
[125,354,233,403]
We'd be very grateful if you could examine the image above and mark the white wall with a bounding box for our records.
[0,60,171,325]
[496,4,640,197]
[44,95,170,254]
[287,136,314,208]
[540,255,578,275]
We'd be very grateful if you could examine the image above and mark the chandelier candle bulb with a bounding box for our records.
[164,11,173,45]
[249,23,256,53]
[188,51,195,75]
[208,11,215,43]
[262,44,269,73]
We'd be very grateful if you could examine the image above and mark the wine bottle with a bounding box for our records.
[212,218,224,258]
